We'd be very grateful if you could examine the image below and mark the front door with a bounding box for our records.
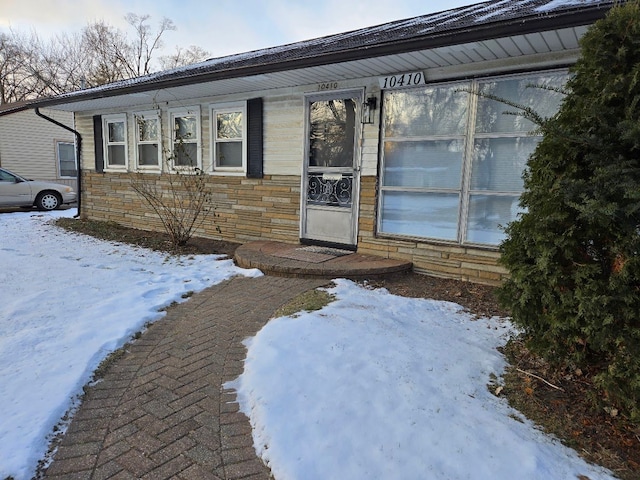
[301,91,362,248]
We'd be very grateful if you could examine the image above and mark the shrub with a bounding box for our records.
[498,1,640,420]
[130,166,218,249]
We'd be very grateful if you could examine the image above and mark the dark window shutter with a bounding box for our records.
[93,115,104,173]
[247,98,263,178]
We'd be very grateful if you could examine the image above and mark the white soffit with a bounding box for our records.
[54,25,586,113]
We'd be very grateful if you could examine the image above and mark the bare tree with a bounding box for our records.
[0,30,44,104]
[125,14,176,77]
[0,13,207,103]
[81,21,135,86]
[159,45,210,70]
[0,31,23,104]
[24,31,89,96]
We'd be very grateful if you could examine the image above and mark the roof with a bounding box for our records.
[0,0,617,116]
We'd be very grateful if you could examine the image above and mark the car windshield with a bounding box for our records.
[0,169,19,182]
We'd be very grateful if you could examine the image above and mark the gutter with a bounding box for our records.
[35,107,82,218]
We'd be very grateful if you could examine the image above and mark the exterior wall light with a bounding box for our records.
[362,95,378,124]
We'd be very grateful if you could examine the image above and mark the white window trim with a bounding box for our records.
[209,101,247,175]
[134,111,162,172]
[103,114,128,172]
[168,106,201,171]
[56,140,76,178]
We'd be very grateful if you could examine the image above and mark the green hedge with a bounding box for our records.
[499,0,640,421]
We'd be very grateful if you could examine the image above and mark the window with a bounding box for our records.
[379,70,568,246]
[103,114,128,170]
[134,112,161,170]
[56,141,76,177]
[0,169,18,182]
[169,107,200,169]
[211,103,246,173]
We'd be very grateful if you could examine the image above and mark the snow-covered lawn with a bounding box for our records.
[230,282,616,479]
[1,209,616,479]
[0,209,261,479]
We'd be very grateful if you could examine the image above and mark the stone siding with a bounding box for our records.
[81,172,301,245]
[81,172,506,285]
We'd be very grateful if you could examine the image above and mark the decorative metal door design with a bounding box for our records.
[301,91,362,247]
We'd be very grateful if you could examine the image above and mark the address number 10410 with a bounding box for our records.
[379,71,426,89]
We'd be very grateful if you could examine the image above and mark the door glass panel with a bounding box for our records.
[308,98,356,168]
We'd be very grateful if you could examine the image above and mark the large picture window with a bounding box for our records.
[378,70,568,246]
[134,112,161,170]
[103,114,128,170]
[169,107,200,169]
[210,103,246,173]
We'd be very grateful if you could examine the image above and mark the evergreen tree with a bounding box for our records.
[499,0,640,419]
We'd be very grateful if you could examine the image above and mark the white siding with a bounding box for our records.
[75,113,96,171]
[0,109,75,184]
[264,94,304,176]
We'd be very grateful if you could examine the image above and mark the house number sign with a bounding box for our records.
[318,82,339,91]
[379,71,426,89]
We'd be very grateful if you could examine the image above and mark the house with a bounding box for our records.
[0,103,77,190]
[0,0,618,284]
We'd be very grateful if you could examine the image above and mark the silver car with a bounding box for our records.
[0,167,77,210]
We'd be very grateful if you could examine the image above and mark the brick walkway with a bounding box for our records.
[42,275,328,480]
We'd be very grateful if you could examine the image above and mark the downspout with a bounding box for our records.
[35,107,82,218]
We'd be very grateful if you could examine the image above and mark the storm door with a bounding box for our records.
[301,91,362,247]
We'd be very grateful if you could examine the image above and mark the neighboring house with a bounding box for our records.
[0,104,77,190]
[0,0,618,284]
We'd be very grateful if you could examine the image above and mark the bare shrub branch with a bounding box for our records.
[129,129,218,249]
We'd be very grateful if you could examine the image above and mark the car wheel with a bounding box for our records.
[36,191,61,211]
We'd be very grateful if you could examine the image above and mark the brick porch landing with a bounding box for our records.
[234,240,412,278]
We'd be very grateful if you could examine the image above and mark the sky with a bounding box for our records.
[0,0,482,58]
[0,208,616,480]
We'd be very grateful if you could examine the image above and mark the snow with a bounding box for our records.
[0,208,618,480]
[229,282,617,480]
[0,209,261,480]
[536,0,595,13]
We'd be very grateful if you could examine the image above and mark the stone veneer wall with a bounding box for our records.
[81,172,302,245]
[356,176,508,286]
[81,172,507,285]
